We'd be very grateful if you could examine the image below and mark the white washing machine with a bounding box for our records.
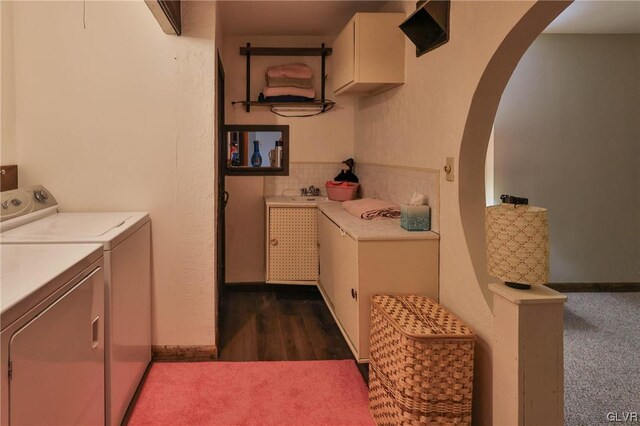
[1,186,151,426]
[1,243,105,425]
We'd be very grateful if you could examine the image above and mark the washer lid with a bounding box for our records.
[1,212,150,250]
[2,213,134,237]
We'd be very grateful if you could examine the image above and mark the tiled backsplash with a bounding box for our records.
[358,163,440,233]
[264,162,440,232]
[264,162,338,196]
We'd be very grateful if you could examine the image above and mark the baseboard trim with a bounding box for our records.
[547,283,640,293]
[152,345,218,362]
[225,282,321,293]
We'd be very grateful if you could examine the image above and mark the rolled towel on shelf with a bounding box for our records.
[343,198,401,220]
[262,86,316,100]
[267,76,314,89]
[266,63,313,80]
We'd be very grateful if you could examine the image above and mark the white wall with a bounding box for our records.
[353,1,551,423]
[494,34,640,283]
[9,1,217,347]
[222,35,355,283]
[484,127,495,206]
[1,0,17,165]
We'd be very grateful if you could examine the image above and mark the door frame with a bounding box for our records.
[215,49,226,350]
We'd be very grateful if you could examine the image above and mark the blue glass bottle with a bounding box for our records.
[251,140,262,167]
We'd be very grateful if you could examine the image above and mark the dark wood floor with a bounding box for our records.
[218,284,369,382]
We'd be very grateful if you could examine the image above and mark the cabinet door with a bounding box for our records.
[268,207,318,282]
[332,17,356,92]
[333,13,405,96]
[318,212,359,351]
[9,267,105,426]
[318,212,338,306]
[357,13,405,84]
[332,225,359,350]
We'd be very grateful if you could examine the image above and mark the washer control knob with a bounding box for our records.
[1,200,9,210]
[34,190,45,202]
[40,190,49,200]
[11,198,22,206]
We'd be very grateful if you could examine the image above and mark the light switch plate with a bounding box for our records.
[445,157,455,181]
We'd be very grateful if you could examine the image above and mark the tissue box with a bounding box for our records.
[400,205,431,231]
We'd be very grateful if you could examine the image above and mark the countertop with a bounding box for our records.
[265,196,327,207]
[318,202,439,242]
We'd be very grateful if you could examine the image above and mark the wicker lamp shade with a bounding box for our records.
[486,203,549,287]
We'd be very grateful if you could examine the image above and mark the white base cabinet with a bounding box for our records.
[266,205,319,284]
[317,206,439,362]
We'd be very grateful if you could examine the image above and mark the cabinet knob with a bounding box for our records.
[270,239,279,246]
[351,288,357,300]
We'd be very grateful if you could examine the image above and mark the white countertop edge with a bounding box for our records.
[265,196,325,208]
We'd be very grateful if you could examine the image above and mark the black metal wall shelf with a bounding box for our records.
[239,47,332,56]
[233,43,334,114]
[231,100,335,108]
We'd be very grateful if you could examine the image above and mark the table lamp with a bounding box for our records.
[486,195,549,289]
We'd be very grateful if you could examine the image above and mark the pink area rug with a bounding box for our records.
[128,360,374,426]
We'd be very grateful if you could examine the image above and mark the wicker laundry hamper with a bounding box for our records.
[369,295,475,425]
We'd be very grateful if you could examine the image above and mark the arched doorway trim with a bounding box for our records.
[458,0,572,308]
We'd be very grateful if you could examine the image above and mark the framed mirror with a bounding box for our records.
[224,125,289,176]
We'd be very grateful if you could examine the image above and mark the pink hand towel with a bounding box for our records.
[263,86,316,99]
[343,198,401,220]
[266,63,313,79]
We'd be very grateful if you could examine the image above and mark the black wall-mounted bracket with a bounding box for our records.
[145,0,181,36]
[399,0,450,57]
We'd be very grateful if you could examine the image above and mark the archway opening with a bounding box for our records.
[486,3,640,424]
[458,0,572,309]
[459,2,640,421]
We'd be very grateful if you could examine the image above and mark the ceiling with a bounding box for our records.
[544,0,640,34]
[217,1,386,36]
[218,1,640,37]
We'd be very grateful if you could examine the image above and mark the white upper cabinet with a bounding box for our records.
[332,13,405,96]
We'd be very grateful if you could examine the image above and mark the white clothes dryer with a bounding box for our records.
[1,243,105,426]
